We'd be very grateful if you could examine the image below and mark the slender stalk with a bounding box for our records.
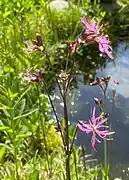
[63,94,71,180]
[41,79,66,152]
[103,90,108,175]
[43,48,73,179]
[73,149,78,180]
[82,146,86,180]
[66,154,71,180]
[63,95,69,152]
[69,127,77,154]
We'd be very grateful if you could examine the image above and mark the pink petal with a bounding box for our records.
[91,18,96,27]
[92,107,96,118]
[91,133,97,151]
[99,43,104,53]
[102,131,115,136]
[98,36,110,44]
[81,17,91,30]
[96,131,106,139]
[96,118,108,127]
[77,123,92,134]
[96,130,115,139]
[97,125,109,128]
[90,107,98,125]
[105,50,114,59]
[95,135,101,143]
[78,121,92,129]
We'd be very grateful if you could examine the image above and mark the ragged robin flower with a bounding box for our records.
[81,17,100,42]
[80,17,114,59]
[77,107,115,151]
[96,35,113,59]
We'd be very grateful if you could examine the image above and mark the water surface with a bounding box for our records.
[54,42,129,179]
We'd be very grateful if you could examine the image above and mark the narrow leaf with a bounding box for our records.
[0,146,6,162]
[14,109,38,120]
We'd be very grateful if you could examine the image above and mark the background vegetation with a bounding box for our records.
[0,0,129,179]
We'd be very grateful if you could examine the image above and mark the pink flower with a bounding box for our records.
[81,17,100,35]
[96,36,114,59]
[81,17,100,42]
[80,17,114,59]
[77,107,115,151]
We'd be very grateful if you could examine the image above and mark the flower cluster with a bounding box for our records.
[77,107,115,151]
[81,17,100,42]
[24,69,42,82]
[89,75,111,92]
[67,17,114,59]
[80,17,114,59]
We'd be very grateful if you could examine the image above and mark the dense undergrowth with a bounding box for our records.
[0,0,129,179]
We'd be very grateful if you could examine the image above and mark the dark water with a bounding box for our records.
[53,42,129,179]
[75,42,129,179]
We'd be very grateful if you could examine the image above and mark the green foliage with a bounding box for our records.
[0,0,128,179]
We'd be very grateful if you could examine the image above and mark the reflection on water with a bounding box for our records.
[54,42,129,179]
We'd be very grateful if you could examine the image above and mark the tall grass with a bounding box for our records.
[0,0,128,179]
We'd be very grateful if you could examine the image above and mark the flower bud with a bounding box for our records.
[94,97,102,106]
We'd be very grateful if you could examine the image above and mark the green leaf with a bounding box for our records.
[29,170,39,180]
[16,99,26,116]
[0,85,8,96]
[0,146,6,162]
[3,11,12,18]
[16,133,32,139]
[8,88,18,101]
[61,116,65,130]
[18,54,31,67]
[2,109,11,118]
[17,2,21,8]
[13,109,38,120]
[100,11,106,18]
[0,106,13,110]
[69,124,76,140]
[13,86,31,108]
[23,119,38,133]
[0,126,10,131]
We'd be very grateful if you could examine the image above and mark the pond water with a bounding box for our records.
[53,42,129,179]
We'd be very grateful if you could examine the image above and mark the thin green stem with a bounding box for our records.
[69,127,77,154]
[41,80,66,152]
[73,149,78,180]
[63,94,69,152]
[63,94,71,180]
[82,146,86,180]
[43,48,73,180]
[103,90,108,176]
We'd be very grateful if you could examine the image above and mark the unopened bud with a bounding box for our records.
[94,97,102,106]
